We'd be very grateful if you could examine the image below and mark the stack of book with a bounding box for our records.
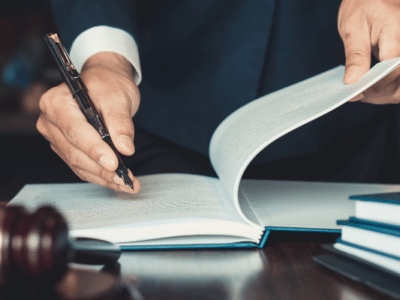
[314,192,400,298]
[334,192,400,275]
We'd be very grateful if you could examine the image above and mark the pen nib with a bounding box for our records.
[122,175,134,190]
[117,169,134,191]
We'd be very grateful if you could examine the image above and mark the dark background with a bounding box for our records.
[0,0,81,194]
[1,0,400,197]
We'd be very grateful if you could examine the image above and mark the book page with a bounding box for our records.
[240,179,400,229]
[209,58,400,224]
[10,174,246,229]
[9,174,263,243]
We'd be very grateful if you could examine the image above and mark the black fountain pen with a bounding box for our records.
[44,33,134,190]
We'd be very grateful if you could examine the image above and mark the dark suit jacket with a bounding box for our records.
[51,0,390,174]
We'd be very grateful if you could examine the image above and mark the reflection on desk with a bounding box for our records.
[120,249,265,300]
[115,240,393,300]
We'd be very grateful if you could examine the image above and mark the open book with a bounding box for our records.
[9,58,400,250]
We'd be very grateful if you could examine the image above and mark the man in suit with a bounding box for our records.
[37,0,400,193]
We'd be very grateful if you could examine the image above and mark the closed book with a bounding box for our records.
[349,192,400,226]
[337,218,400,258]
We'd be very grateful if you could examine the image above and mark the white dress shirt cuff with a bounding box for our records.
[69,26,142,85]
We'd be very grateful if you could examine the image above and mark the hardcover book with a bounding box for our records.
[349,192,400,225]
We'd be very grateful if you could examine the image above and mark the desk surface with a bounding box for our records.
[0,186,396,300]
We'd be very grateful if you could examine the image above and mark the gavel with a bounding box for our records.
[0,205,121,288]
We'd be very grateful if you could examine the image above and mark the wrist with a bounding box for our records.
[82,52,134,78]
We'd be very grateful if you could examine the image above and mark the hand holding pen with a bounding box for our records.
[37,34,141,194]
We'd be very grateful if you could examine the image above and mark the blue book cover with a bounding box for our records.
[349,192,400,205]
[120,227,339,250]
[337,217,400,237]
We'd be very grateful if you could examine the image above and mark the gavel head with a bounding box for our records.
[0,205,70,288]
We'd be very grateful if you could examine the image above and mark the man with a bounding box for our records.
[37,0,400,193]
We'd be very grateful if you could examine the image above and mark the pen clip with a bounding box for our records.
[44,33,79,78]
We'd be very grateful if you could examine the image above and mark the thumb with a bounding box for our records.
[99,98,137,157]
[341,24,371,84]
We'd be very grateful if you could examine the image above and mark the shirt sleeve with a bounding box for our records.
[69,26,142,85]
[50,0,141,84]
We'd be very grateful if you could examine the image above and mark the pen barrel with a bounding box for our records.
[72,89,108,136]
[102,135,129,173]
[74,90,128,174]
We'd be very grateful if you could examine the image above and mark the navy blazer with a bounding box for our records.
[51,0,384,161]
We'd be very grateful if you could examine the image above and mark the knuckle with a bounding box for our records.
[107,182,118,191]
[339,16,359,38]
[129,86,141,115]
[39,86,60,113]
[38,89,51,113]
[39,84,71,121]
[346,48,369,60]
[36,117,52,142]
[87,145,99,162]
[64,123,79,144]
[36,116,45,134]
[50,144,59,155]
[372,84,380,94]
[66,146,80,166]
[394,87,400,100]
[113,116,131,129]
[100,167,111,181]
[74,169,86,181]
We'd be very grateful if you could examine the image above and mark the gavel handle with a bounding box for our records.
[71,238,121,265]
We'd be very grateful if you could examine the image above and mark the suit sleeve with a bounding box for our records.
[50,0,141,84]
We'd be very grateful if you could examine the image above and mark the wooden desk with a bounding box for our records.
[117,234,395,300]
[1,187,396,300]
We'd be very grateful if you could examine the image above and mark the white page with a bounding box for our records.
[240,179,400,229]
[9,173,263,243]
[117,234,249,246]
[209,58,400,225]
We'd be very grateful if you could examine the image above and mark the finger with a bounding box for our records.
[99,98,136,156]
[377,27,400,61]
[127,168,141,193]
[71,165,135,194]
[48,134,116,183]
[57,113,119,171]
[361,66,400,104]
[36,113,51,140]
[46,121,121,181]
[39,85,119,171]
[87,83,139,156]
[50,140,139,194]
[48,123,141,193]
[348,93,365,102]
[39,83,86,126]
[340,18,371,84]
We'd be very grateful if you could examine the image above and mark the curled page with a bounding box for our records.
[209,58,400,225]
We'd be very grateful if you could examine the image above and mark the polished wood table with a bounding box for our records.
[0,186,396,300]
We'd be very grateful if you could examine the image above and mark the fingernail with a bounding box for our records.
[126,169,140,194]
[98,156,115,170]
[119,184,135,194]
[113,174,124,185]
[133,177,141,194]
[120,135,135,154]
[350,93,365,102]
